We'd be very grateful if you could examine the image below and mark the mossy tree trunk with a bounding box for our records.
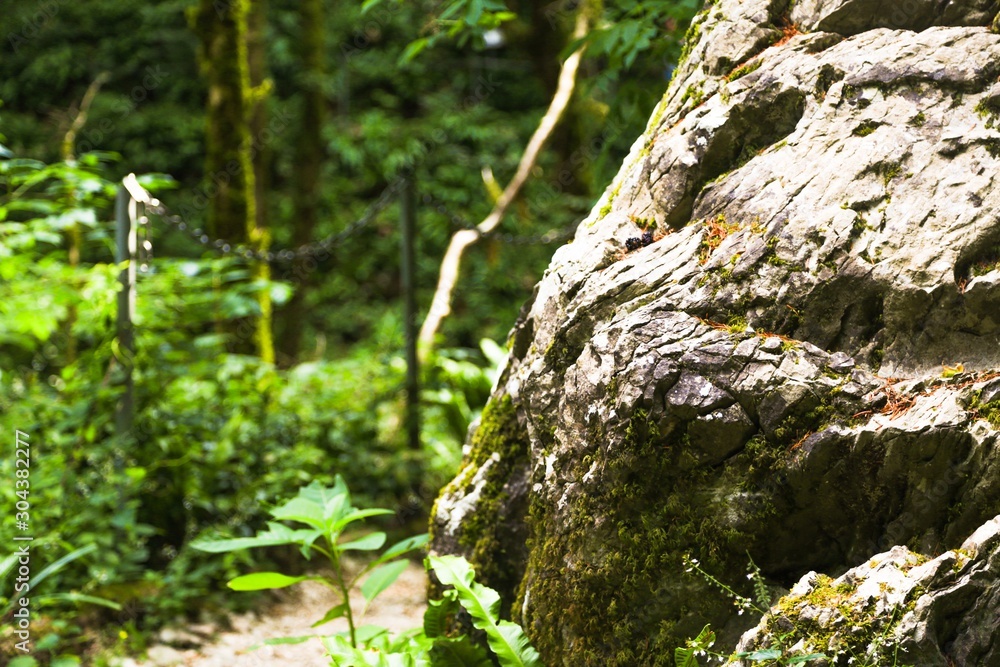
[276,0,324,365]
[191,0,273,362]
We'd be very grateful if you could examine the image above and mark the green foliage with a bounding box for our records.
[430,555,541,667]
[0,0,700,355]
[193,476,429,649]
[194,479,538,667]
[674,624,715,667]
[1,0,701,660]
[363,0,516,62]
[678,556,830,666]
[579,0,702,72]
[0,149,502,658]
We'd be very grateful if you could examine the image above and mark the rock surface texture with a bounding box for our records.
[430,0,1000,664]
[734,515,1000,665]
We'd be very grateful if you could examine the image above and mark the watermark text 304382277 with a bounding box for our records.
[11,429,33,653]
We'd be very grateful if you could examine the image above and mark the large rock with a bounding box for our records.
[733,515,1000,665]
[430,0,1000,663]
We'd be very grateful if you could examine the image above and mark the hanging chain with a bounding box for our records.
[137,206,153,273]
[124,173,572,267]
[138,177,404,263]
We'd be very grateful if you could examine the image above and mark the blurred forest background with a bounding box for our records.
[0,0,698,662]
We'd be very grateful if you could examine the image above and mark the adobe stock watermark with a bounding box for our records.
[10,429,34,654]
[6,0,60,54]
[74,65,170,155]
[281,71,502,287]
[175,106,293,224]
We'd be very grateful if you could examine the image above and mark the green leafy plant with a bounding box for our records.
[427,555,541,667]
[0,544,121,617]
[676,555,827,666]
[193,478,541,666]
[192,476,428,648]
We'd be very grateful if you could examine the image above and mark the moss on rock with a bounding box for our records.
[429,393,531,616]
[514,410,775,665]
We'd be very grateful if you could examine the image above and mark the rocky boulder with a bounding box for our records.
[430,0,1000,664]
[734,515,1000,665]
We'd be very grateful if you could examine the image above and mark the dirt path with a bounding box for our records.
[127,560,427,667]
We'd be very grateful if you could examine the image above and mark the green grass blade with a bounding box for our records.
[31,543,97,590]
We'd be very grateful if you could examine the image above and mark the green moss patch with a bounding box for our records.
[515,409,777,665]
[431,394,531,615]
[726,59,763,82]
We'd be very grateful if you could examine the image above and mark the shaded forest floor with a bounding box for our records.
[122,560,427,666]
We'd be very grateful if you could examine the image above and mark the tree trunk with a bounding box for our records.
[276,0,324,365]
[191,0,273,362]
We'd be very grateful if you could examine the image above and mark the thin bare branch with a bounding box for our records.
[418,9,591,359]
[62,71,111,161]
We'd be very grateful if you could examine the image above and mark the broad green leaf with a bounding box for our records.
[741,648,783,660]
[322,635,372,664]
[377,533,430,564]
[190,534,294,553]
[227,572,310,591]
[333,508,394,533]
[674,647,700,667]
[354,624,391,644]
[340,531,387,552]
[292,528,324,546]
[787,654,828,664]
[424,590,458,638]
[50,657,81,667]
[311,601,349,628]
[262,635,315,646]
[298,476,349,508]
[401,38,431,63]
[135,172,177,190]
[192,522,318,554]
[42,208,97,230]
[691,624,715,649]
[362,560,409,603]
[271,496,326,529]
[428,555,541,667]
[429,636,493,667]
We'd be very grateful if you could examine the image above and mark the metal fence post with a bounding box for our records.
[114,181,136,438]
[400,171,420,453]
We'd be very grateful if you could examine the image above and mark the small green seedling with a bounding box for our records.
[193,477,542,667]
[192,476,428,649]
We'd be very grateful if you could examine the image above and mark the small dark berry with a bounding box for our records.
[641,230,654,246]
[625,237,642,252]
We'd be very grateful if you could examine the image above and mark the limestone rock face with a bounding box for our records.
[734,515,1000,665]
[430,0,1000,664]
